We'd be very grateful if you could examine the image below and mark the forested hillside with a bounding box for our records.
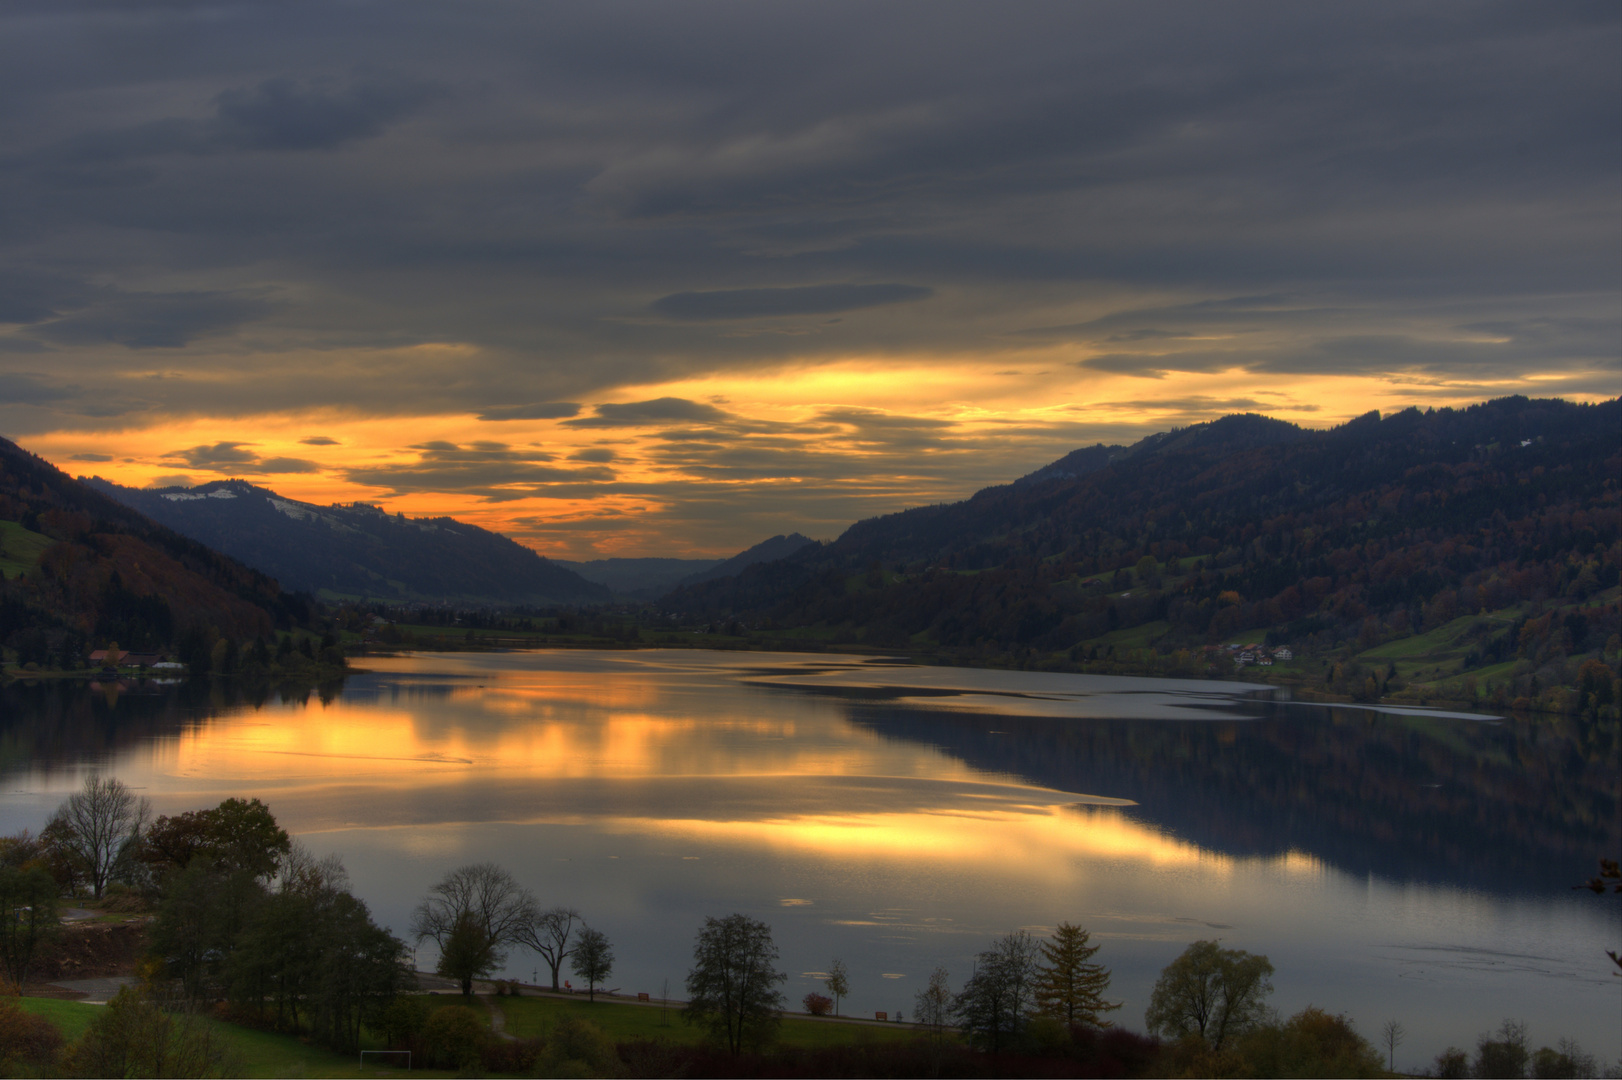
[0,437,304,664]
[88,479,609,607]
[678,532,817,587]
[666,397,1621,713]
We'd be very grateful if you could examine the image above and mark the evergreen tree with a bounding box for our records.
[1034,922,1120,1027]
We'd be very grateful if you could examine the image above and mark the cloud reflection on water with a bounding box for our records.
[0,649,1614,1066]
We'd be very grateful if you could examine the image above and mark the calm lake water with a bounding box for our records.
[2,649,1617,1069]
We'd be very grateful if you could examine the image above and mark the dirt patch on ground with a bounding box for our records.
[29,920,149,985]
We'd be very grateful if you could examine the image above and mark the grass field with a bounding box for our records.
[0,519,52,578]
[18,997,455,1079]
[1352,608,1525,691]
[18,992,918,1077]
[1094,619,1171,652]
[496,992,921,1049]
[17,997,100,1041]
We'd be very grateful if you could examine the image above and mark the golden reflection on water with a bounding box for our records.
[133,681,1343,887]
[615,806,1236,878]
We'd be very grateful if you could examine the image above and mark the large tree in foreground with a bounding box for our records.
[1035,922,1120,1027]
[409,863,535,996]
[684,913,787,1054]
[1145,940,1274,1049]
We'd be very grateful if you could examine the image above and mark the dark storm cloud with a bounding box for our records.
[342,441,615,499]
[0,268,274,349]
[169,442,257,468]
[817,408,954,431]
[563,398,733,428]
[0,271,96,325]
[27,290,275,349]
[0,0,1616,551]
[1024,296,1327,341]
[40,76,440,165]
[478,402,583,421]
[212,77,441,152]
[162,441,320,474]
[0,372,78,404]
[650,284,932,321]
[0,2,1609,395]
[1064,294,1622,378]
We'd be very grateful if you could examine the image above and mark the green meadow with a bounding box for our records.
[18,991,922,1078]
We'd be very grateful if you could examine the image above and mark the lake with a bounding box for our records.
[2,649,1617,1070]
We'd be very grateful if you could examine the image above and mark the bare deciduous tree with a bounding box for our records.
[409,863,535,995]
[1381,1019,1406,1072]
[46,775,150,899]
[953,929,1042,1053]
[914,966,953,1041]
[515,905,581,991]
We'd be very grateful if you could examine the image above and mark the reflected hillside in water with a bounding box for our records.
[0,676,343,776]
[2,654,1615,901]
[844,699,1618,896]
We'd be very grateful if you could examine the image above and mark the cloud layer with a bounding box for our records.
[1,2,1616,554]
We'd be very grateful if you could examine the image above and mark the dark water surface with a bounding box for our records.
[2,650,1617,1069]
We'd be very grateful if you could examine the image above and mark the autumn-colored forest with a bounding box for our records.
[670,397,1620,715]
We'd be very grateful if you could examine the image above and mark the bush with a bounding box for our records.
[1160,1031,1250,1078]
[802,992,832,1016]
[1531,1041,1598,1079]
[1073,1026,1163,1077]
[66,987,241,1078]
[1025,1015,1071,1055]
[1474,1019,1530,1079]
[1236,1006,1383,1078]
[543,1014,621,1077]
[419,1004,488,1070]
[478,1036,542,1073]
[375,996,428,1047]
[1435,1046,1470,1078]
[0,998,66,1075]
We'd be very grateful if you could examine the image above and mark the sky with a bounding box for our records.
[1,2,1617,558]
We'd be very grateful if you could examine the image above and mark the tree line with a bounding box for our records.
[1,775,403,1064]
[663,397,1620,715]
[4,791,1610,1077]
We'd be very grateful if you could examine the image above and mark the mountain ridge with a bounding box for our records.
[0,436,303,660]
[661,396,1620,711]
[86,478,609,608]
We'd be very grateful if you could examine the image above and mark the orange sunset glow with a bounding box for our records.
[19,363,1608,559]
[2,3,1615,558]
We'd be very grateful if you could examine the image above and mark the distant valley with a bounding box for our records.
[3,397,1617,722]
[558,533,817,600]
